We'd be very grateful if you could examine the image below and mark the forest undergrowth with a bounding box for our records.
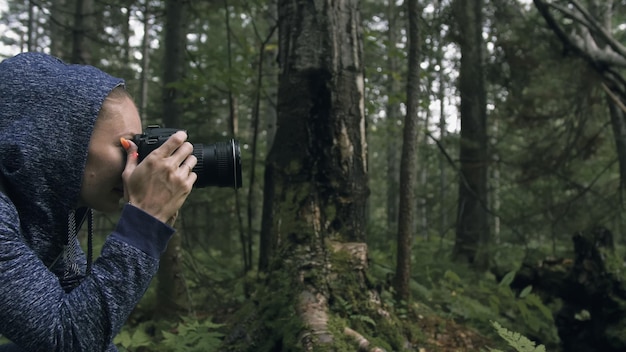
[109,235,590,352]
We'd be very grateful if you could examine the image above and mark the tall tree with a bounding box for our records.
[71,0,95,64]
[226,0,384,350]
[156,0,190,319]
[26,0,34,52]
[393,0,421,303]
[434,0,451,239]
[138,0,152,122]
[250,21,278,274]
[452,0,490,270]
[385,0,402,240]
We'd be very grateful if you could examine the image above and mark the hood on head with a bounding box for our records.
[0,52,124,262]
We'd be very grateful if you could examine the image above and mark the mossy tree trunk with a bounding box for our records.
[224,1,406,351]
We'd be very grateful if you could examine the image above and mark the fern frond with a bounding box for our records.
[491,321,546,352]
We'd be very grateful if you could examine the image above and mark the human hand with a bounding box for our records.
[121,131,197,224]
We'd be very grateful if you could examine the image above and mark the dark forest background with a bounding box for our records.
[2,0,626,351]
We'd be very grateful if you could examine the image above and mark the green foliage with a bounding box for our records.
[114,321,153,351]
[434,267,558,346]
[322,245,407,351]
[333,296,377,328]
[161,317,224,352]
[488,321,546,352]
[369,239,560,349]
[114,317,224,352]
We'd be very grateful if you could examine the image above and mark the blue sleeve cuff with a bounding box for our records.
[109,204,175,258]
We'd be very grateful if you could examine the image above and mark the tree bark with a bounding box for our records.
[49,0,71,58]
[156,0,190,319]
[138,0,151,123]
[71,0,94,64]
[452,0,491,270]
[225,1,384,350]
[393,0,421,303]
[385,0,401,240]
[435,0,449,240]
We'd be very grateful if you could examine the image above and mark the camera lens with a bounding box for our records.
[192,139,242,189]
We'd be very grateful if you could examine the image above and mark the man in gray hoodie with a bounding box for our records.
[0,52,197,351]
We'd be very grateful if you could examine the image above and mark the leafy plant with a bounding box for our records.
[161,316,224,352]
[114,322,154,351]
[333,294,377,328]
[488,321,546,352]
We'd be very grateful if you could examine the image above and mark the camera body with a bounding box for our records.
[132,126,242,189]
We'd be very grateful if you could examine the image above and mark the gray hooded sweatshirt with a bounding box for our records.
[0,52,174,351]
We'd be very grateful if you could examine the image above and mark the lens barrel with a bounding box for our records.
[133,126,242,189]
[192,139,242,189]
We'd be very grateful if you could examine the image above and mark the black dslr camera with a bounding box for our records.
[132,126,242,189]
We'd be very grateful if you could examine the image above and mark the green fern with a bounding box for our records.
[161,317,224,352]
[488,321,546,352]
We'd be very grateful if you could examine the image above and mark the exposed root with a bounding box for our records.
[297,289,333,350]
[344,327,387,352]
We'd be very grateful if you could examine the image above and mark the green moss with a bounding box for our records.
[324,243,406,351]
[326,314,363,351]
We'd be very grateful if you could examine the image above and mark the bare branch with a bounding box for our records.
[534,0,626,67]
[568,0,626,58]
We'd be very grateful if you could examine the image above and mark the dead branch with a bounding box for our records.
[603,83,626,115]
[534,0,626,67]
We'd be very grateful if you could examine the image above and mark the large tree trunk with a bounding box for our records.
[156,0,190,319]
[223,1,400,351]
[452,0,491,271]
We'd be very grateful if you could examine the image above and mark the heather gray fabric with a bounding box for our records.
[0,52,174,351]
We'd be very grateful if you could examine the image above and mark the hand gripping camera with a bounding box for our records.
[132,126,242,189]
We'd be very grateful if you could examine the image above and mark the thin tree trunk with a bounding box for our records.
[121,2,131,66]
[385,0,401,240]
[420,108,430,240]
[157,0,190,319]
[138,0,151,123]
[393,0,421,303]
[50,0,72,59]
[248,25,277,275]
[257,2,279,273]
[435,0,449,240]
[492,118,501,245]
[26,0,35,52]
[71,0,94,64]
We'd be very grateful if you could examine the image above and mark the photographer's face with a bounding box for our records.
[79,95,141,212]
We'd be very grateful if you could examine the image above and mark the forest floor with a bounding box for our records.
[408,310,497,352]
